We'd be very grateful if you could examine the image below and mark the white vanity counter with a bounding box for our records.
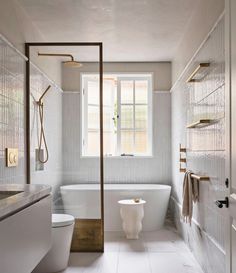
[0,184,52,273]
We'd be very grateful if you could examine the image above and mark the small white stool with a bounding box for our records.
[118,199,146,239]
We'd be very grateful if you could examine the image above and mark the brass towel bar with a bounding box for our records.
[180,171,210,181]
[191,174,210,181]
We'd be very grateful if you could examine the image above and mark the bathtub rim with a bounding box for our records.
[60,183,171,191]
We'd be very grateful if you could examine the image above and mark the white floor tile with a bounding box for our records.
[179,252,205,273]
[119,237,146,252]
[99,252,119,273]
[144,229,183,252]
[104,231,122,252]
[62,228,204,273]
[148,252,190,273]
[117,252,150,273]
[67,253,101,273]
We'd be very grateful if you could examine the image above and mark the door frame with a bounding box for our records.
[225,0,236,272]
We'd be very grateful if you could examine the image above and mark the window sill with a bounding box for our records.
[81,155,154,159]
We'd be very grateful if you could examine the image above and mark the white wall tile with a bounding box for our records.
[62,92,171,184]
[171,17,226,273]
[0,35,26,184]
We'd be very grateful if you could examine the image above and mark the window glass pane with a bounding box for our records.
[83,74,152,156]
[121,81,133,104]
[135,105,147,129]
[121,105,133,129]
[87,80,99,105]
[135,80,148,104]
[135,131,147,154]
[87,131,100,156]
[88,106,99,129]
[104,132,116,156]
[121,131,134,154]
[103,80,115,106]
[103,106,114,131]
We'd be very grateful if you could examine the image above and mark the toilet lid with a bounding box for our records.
[52,214,75,228]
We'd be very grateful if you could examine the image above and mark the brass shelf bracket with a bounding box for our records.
[186,63,210,83]
[187,119,218,129]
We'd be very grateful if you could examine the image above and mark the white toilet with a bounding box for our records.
[33,214,75,273]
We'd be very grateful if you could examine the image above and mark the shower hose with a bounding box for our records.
[38,102,49,163]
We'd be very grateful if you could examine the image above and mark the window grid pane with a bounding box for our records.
[121,81,133,104]
[135,105,148,129]
[87,81,99,105]
[88,105,99,129]
[134,131,147,154]
[121,130,134,154]
[87,131,100,156]
[135,80,148,104]
[83,75,151,156]
[121,105,134,129]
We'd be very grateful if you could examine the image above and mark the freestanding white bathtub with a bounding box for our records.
[60,184,171,231]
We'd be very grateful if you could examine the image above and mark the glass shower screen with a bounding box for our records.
[25,43,104,252]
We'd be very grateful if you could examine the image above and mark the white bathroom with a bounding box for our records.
[0,1,236,273]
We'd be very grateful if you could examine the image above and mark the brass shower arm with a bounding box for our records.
[38,53,74,61]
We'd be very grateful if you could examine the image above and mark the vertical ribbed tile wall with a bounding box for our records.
[0,33,63,208]
[29,63,63,200]
[0,35,26,184]
[171,18,226,273]
[62,91,172,185]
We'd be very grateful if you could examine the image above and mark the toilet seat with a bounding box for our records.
[52,214,75,228]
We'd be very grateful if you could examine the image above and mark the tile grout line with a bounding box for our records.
[116,238,121,273]
[143,233,153,273]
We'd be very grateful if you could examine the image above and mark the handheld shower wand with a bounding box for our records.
[37,85,51,163]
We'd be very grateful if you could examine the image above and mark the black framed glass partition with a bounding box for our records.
[25,42,104,252]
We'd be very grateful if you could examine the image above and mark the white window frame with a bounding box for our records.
[81,73,153,158]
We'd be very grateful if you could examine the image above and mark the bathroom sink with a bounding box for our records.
[0,191,23,201]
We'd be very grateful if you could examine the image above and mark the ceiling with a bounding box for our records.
[17,0,198,62]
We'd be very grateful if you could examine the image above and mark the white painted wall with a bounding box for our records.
[0,0,62,86]
[62,62,171,92]
[172,0,224,86]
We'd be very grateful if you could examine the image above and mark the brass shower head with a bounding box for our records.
[38,53,82,68]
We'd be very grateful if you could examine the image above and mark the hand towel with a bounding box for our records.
[182,170,199,224]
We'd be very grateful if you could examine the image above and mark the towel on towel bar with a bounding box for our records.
[182,170,199,224]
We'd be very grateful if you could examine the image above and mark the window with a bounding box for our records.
[82,74,152,157]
